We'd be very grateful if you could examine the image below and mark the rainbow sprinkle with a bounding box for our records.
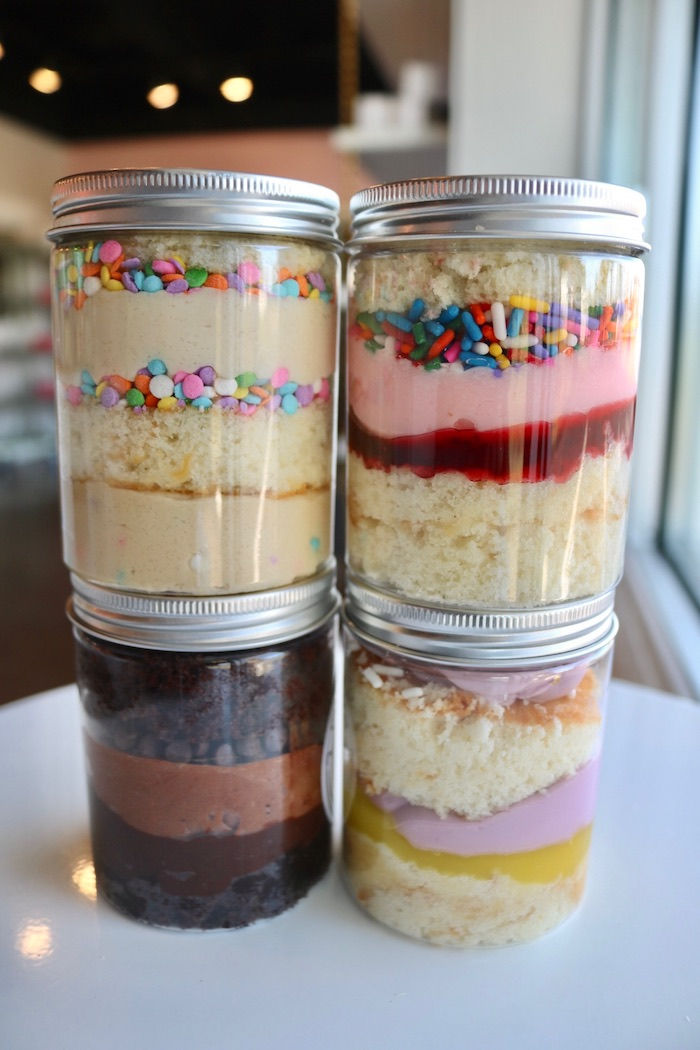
[55,239,334,310]
[351,296,639,374]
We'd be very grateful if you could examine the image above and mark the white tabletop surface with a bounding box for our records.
[1,679,698,1050]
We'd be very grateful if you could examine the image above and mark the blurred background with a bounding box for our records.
[0,0,698,701]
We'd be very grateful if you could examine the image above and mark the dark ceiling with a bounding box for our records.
[0,1,386,141]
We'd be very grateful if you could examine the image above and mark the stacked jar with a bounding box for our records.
[48,169,341,929]
[341,176,648,946]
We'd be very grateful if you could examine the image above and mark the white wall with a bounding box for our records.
[448,0,602,177]
[0,115,66,246]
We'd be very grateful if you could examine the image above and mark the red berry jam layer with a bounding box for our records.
[348,398,636,484]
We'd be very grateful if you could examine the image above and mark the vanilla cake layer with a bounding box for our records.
[62,397,333,495]
[344,826,588,947]
[348,657,602,820]
[347,447,631,607]
[64,480,331,593]
[351,247,621,317]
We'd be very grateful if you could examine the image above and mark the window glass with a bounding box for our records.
[662,6,700,605]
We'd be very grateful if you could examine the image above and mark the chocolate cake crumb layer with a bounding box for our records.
[76,627,334,763]
[74,618,336,929]
[89,786,329,927]
[90,787,331,929]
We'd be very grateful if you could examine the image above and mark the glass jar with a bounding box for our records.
[346,176,648,608]
[48,170,340,595]
[339,583,617,947]
[69,571,338,930]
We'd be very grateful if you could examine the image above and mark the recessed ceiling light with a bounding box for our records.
[147,83,179,109]
[29,67,62,94]
[220,77,254,103]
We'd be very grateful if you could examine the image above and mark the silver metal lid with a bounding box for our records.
[48,168,341,244]
[348,175,649,251]
[344,574,617,667]
[68,567,339,652]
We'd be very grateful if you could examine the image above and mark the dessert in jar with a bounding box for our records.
[48,170,340,595]
[340,582,617,947]
[69,571,338,930]
[346,177,648,608]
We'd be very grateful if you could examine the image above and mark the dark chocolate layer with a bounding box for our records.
[348,399,636,484]
[88,785,330,929]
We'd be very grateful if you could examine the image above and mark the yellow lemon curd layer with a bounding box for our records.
[346,788,592,884]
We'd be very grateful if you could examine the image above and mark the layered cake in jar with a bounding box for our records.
[341,598,616,947]
[346,177,648,608]
[49,171,340,595]
[71,574,338,930]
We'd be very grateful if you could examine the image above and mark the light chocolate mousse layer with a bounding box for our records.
[85,734,323,839]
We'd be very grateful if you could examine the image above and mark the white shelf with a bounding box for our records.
[1,681,699,1050]
[331,122,447,154]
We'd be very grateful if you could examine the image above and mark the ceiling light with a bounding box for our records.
[147,83,179,109]
[0,41,5,60]
[29,68,62,94]
[220,77,254,103]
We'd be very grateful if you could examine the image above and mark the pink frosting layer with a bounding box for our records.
[348,338,638,438]
[416,661,589,705]
[373,755,600,855]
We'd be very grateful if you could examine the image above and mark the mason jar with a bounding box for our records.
[48,169,340,595]
[69,570,338,930]
[339,580,617,947]
[346,176,648,608]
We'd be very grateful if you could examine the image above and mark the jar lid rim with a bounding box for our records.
[344,575,618,665]
[47,168,341,245]
[68,567,339,651]
[348,174,648,250]
[344,611,618,669]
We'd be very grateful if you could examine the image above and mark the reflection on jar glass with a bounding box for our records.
[72,593,337,930]
[346,179,648,609]
[49,172,340,595]
[341,612,616,948]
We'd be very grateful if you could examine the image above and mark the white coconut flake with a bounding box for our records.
[361,666,384,688]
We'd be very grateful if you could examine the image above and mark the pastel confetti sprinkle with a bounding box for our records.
[55,239,334,310]
[66,360,332,419]
[181,373,204,399]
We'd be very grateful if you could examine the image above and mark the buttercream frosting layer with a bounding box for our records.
[65,479,331,592]
[348,337,639,438]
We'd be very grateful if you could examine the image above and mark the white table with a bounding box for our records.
[1,681,698,1050]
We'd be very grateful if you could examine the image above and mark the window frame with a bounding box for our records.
[601,0,700,697]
